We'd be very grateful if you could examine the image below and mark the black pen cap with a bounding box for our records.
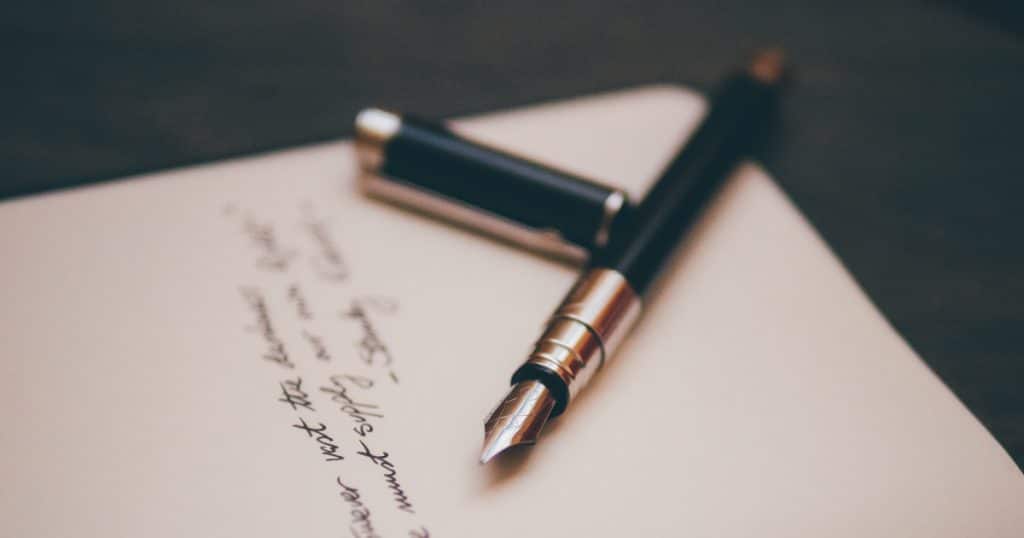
[353,108,629,262]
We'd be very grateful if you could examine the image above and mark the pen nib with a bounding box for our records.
[480,380,556,464]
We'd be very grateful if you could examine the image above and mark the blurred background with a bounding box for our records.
[3,2,1022,468]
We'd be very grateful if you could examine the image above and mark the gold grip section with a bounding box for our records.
[521,268,642,403]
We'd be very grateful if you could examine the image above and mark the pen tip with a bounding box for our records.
[479,440,511,465]
[480,380,556,464]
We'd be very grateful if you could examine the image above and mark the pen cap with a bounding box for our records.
[354,108,629,262]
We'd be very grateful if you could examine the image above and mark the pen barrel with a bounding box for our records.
[512,268,642,415]
[593,73,780,295]
[354,109,629,261]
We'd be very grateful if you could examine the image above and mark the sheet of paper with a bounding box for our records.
[1,86,1021,537]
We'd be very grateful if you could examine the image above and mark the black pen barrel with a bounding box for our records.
[482,51,789,462]
[592,65,783,296]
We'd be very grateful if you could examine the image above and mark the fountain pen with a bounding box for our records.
[481,51,787,463]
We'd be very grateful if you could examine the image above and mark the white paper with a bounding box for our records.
[1,86,1021,537]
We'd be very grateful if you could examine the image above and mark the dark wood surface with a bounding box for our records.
[4,2,1022,469]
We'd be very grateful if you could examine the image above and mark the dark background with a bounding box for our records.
[3,2,1022,469]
